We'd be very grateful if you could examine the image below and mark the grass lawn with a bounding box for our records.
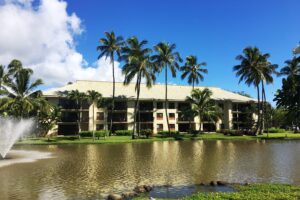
[134,183,300,200]
[16,132,300,145]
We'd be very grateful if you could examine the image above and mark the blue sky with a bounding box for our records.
[64,0,300,104]
[0,0,299,104]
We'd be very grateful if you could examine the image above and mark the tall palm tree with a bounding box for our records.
[0,65,7,94]
[97,31,124,136]
[280,57,300,77]
[186,88,221,133]
[87,90,102,141]
[233,47,266,134]
[180,55,208,89]
[152,42,182,134]
[0,68,43,118]
[7,59,33,76]
[67,90,87,137]
[122,37,156,139]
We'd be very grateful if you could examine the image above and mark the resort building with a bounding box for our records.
[43,80,256,135]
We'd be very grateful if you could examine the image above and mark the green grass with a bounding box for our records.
[15,132,300,145]
[134,183,300,200]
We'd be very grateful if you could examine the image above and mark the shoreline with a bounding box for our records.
[15,133,300,145]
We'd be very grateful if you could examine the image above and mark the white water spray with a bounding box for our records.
[0,117,34,158]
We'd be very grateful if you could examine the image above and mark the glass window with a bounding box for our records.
[169,102,175,109]
[156,113,163,120]
[157,102,163,109]
[170,124,175,130]
[157,124,163,131]
[169,113,175,119]
[96,112,104,120]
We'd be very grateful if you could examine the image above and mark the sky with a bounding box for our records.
[0,0,299,104]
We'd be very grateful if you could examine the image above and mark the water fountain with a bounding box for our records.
[0,117,34,159]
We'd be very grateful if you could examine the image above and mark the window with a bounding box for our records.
[170,124,175,131]
[157,124,163,131]
[96,112,104,120]
[96,124,104,130]
[169,113,175,120]
[156,113,163,120]
[169,102,175,109]
[157,102,163,109]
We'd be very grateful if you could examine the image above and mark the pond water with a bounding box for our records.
[0,140,300,199]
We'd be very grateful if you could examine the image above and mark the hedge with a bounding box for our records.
[264,128,285,133]
[220,129,256,136]
[158,130,180,137]
[115,130,133,136]
[79,130,107,139]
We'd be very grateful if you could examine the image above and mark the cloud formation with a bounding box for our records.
[0,0,123,86]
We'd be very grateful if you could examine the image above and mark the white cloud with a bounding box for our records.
[0,0,123,87]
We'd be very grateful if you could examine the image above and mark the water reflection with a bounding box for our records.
[0,140,300,199]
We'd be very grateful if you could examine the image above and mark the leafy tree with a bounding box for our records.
[152,42,182,134]
[186,88,221,133]
[97,31,124,136]
[180,55,207,89]
[87,90,102,140]
[122,37,156,139]
[67,90,87,137]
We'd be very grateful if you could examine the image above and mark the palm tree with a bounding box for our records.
[7,59,33,76]
[97,31,124,136]
[186,88,221,133]
[67,90,87,138]
[280,57,300,77]
[233,47,266,134]
[180,55,208,89]
[87,90,102,140]
[122,37,156,139]
[152,42,182,134]
[0,65,7,94]
[0,68,43,118]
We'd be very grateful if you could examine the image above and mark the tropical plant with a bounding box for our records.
[280,57,300,77]
[180,55,207,89]
[97,31,124,136]
[122,37,156,139]
[186,88,221,133]
[233,47,277,134]
[87,90,102,140]
[67,90,87,137]
[0,67,43,118]
[152,42,182,134]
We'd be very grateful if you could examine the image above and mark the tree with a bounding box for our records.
[97,31,124,136]
[180,55,207,89]
[67,90,87,137]
[233,47,274,134]
[152,42,182,134]
[0,68,43,118]
[186,88,221,134]
[122,37,156,139]
[87,90,102,140]
[280,57,300,77]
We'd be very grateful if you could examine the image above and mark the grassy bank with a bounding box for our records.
[16,132,300,145]
[134,183,300,200]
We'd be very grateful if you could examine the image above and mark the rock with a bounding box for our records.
[107,194,122,200]
[210,181,218,186]
[144,185,153,192]
[134,185,146,193]
[217,181,228,186]
[121,192,137,198]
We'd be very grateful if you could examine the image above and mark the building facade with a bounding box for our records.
[44,80,256,135]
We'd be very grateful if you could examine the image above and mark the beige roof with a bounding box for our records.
[43,80,256,102]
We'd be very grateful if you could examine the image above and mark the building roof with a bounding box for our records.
[43,80,256,102]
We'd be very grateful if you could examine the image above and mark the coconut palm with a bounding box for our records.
[67,90,87,137]
[97,31,124,136]
[0,68,43,118]
[233,47,267,134]
[186,88,221,133]
[122,37,156,139]
[87,90,102,140]
[152,42,182,134]
[7,59,33,76]
[280,57,300,77]
[180,55,208,89]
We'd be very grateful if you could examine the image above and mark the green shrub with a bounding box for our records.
[95,130,107,139]
[158,130,180,137]
[264,128,285,133]
[79,131,93,137]
[140,129,153,138]
[221,129,255,136]
[115,130,133,136]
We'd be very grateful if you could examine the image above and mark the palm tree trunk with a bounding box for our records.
[256,85,261,135]
[109,53,115,136]
[262,81,268,136]
[92,103,95,141]
[165,67,171,135]
[132,73,141,139]
[198,114,202,134]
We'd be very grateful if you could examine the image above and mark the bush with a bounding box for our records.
[220,129,255,136]
[115,130,133,136]
[158,130,180,138]
[140,129,153,138]
[264,128,285,133]
[79,131,93,137]
[95,130,107,139]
